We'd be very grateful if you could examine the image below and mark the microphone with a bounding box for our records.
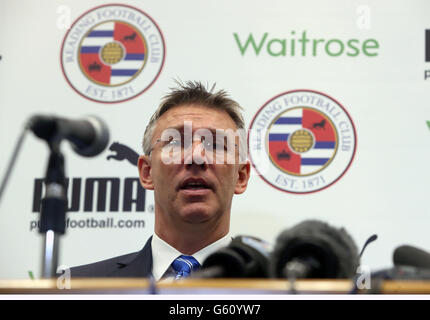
[194,235,272,278]
[393,245,430,270]
[368,245,430,285]
[270,220,360,279]
[28,115,110,157]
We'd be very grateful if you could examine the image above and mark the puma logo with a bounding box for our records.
[107,142,139,167]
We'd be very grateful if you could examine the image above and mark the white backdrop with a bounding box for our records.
[1,0,430,279]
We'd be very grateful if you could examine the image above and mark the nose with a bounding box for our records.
[183,139,209,168]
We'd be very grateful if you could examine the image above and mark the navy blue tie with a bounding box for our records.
[171,255,200,280]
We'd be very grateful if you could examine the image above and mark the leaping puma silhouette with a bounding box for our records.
[107,142,139,167]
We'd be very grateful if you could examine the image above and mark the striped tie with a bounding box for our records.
[171,255,200,280]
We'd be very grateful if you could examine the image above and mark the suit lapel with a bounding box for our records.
[111,236,153,277]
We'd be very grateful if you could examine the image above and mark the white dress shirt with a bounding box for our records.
[151,232,232,282]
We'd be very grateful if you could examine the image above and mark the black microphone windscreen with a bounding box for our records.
[393,245,430,270]
[271,220,360,279]
[201,247,247,277]
[199,235,272,278]
[229,236,272,277]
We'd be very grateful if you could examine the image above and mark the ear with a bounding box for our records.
[138,155,154,190]
[234,161,251,195]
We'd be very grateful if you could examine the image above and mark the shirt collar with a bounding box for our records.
[151,232,232,282]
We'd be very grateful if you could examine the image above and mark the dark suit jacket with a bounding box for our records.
[70,237,153,278]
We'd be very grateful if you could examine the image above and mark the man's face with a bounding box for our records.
[138,104,250,230]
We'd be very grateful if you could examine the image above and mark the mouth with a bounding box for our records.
[178,178,213,194]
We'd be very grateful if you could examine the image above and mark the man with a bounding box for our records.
[71,81,251,280]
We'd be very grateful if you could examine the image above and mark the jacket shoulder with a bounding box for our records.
[70,251,140,278]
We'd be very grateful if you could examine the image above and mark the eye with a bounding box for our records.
[168,139,181,147]
[202,139,213,149]
[203,138,225,152]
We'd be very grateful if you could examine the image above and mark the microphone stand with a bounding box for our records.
[284,259,311,294]
[39,138,67,278]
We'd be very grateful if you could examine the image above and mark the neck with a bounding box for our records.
[154,214,230,255]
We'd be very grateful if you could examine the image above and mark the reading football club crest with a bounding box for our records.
[61,4,165,103]
[248,90,356,194]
